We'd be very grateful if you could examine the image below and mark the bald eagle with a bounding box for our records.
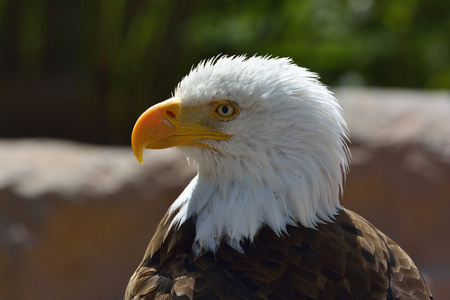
[126,56,432,299]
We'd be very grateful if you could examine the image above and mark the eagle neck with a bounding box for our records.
[167,152,343,255]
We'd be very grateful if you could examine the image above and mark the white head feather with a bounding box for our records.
[167,55,350,254]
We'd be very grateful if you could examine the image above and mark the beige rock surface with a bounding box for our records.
[0,140,195,300]
[1,88,449,299]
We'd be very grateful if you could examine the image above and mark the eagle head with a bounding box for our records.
[131,55,350,253]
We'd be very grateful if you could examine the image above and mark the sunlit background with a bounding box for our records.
[1,0,449,144]
[1,0,450,299]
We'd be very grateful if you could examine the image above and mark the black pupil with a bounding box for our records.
[222,106,229,114]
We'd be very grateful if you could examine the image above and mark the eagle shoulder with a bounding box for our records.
[125,208,432,300]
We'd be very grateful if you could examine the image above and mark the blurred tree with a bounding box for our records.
[0,0,449,144]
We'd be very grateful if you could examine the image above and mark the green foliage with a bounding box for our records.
[1,0,449,143]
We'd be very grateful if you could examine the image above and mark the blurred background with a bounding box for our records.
[1,0,449,144]
[1,0,450,299]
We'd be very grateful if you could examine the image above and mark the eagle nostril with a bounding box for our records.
[165,110,176,119]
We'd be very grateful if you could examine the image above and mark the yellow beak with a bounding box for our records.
[131,98,231,164]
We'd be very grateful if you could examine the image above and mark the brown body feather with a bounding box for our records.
[125,208,432,300]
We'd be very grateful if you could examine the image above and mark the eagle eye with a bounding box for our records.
[215,103,238,119]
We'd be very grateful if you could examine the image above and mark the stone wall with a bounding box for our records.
[1,88,449,299]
